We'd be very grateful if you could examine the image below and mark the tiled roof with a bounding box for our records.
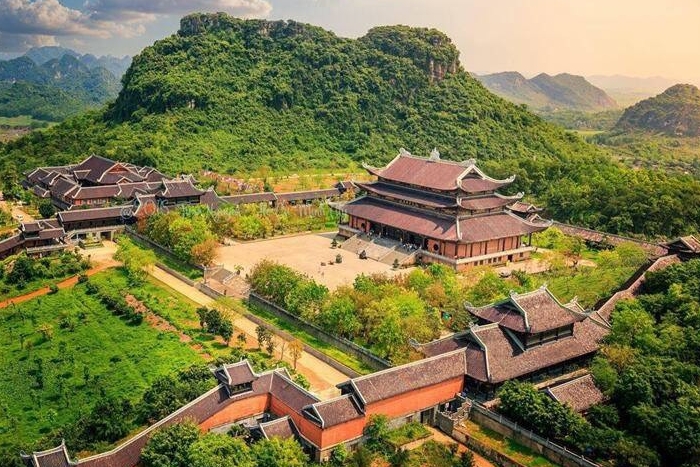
[221,192,277,205]
[21,440,75,467]
[49,178,79,197]
[343,349,466,406]
[508,201,542,214]
[458,212,550,244]
[342,197,458,240]
[466,319,608,383]
[72,155,119,183]
[308,394,364,428]
[366,153,469,191]
[460,194,521,211]
[259,416,298,440]
[69,185,121,200]
[354,181,457,208]
[216,361,256,386]
[32,186,50,198]
[546,374,604,413]
[0,234,23,254]
[159,180,204,198]
[269,372,320,412]
[57,205,132,223]
[458,176,512,193]
[467,287,587,334]
[666,235,700,253]
[276,188,341,202]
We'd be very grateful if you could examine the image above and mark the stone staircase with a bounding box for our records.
[341,234,419,266]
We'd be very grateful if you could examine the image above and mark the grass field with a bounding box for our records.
[461,420,558,467]
[0,271,202,450]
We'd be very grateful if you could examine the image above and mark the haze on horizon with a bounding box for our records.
[0,0,698,85]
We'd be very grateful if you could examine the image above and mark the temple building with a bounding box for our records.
[416,285,609,398]
[337,149,550,270]
[25,155,212,210]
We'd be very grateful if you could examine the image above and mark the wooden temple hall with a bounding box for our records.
[337,149,551,270]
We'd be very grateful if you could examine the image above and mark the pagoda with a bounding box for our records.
[338,149,550,269]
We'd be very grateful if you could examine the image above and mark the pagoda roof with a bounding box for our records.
[459,193,522,211]
[508,200,543,214]
[341,196,458,240]
[465,286,588,334]
[415,318,609,384]
[363,149,514,192]
[354,181,458,208]
[341,197,549,243]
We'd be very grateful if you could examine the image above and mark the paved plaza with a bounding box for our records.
[217,232,408,290]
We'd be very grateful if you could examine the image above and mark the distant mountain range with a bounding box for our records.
[615,84,700,136]
[475,71,618,112]
[0,47,129,122]
[23,46,131,78]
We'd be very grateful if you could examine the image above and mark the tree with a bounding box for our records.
[191,238,219,267]
[219,319,233,345]
[289,339,303,370]
[364,414,391,454]
[188,434,254,467]
[114,238,156,285]
[196,307,209,328]
[236,332,247,348]
[38,200,56,219]
[141,422,200,467]
[255,324,272,350]
[250,438,307,467]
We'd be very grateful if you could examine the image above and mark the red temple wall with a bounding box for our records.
[316,376,464,450]
[269,396,324,446]
[199,394,269,431]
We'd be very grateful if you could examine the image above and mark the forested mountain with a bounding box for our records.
[615,84,700,136]
[0,54,120,121]
[2,13,700,237]
[476,71,617,111]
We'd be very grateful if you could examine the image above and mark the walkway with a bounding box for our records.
[149,266,348,399]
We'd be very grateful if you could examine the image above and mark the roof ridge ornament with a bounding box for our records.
[399,147,412,157]
[463,158,477,167]
[429,148,440,160]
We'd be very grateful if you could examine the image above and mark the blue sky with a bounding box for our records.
[1,0,699,82]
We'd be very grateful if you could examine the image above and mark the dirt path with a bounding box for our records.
[0,259,118,309]
[148,267,348,399]
[426,427,495,467]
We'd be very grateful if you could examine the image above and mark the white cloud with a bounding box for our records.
[84,0,272,20]
[0,0,270,52]
[0,30,57,52]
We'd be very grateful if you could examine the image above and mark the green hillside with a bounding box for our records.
[615,83,700,136]
[476,71,617,112]
[2,14,700,237]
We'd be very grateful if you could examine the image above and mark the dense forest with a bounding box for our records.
[1,14,700,237]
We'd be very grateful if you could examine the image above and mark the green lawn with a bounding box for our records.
[544,265,637,307]
[126,235,203,280]
[0,272,202,450]
[0,115,51,128]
